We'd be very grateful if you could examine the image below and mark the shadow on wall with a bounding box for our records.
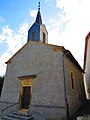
[0,76,4,97]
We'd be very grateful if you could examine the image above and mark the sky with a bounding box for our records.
[0,0,90,76]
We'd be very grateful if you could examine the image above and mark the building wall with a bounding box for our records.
[84,37,90,99]
[40,24,48,43]
[0,42,66,119]
[65,55,85,116]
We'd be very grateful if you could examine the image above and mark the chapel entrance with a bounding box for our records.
[18,76,35,112]
[21,86,31,109]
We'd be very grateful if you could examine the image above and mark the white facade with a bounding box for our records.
[0,41,85,120]
[84,33,90,99]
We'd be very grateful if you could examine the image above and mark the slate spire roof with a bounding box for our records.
[27,2,48,43]
[35,2,42,25]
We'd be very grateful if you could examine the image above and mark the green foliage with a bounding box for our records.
[0,75,4,81]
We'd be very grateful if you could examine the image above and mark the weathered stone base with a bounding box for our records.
[30,105,66,120]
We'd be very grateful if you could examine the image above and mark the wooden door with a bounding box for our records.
[21,86,31,109]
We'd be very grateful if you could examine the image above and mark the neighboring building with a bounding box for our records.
[84,32,90,99]
[0,4,85,120]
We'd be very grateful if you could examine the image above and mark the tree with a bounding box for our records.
[0,76,4,96]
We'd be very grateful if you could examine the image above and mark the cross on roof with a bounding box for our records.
[38,2,40,11]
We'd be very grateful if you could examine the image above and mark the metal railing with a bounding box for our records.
[1,102,18,116]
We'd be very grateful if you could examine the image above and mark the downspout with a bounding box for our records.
[62,52,69,120]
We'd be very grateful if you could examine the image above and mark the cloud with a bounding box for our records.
[0,9,37,76]
[2,23,29,53]
[0,64,6,76]
[19,23,29,35]
[47,0,90,67]
[44,0,52,6]
[0,51,11,76]
[29,9,37,18]
[0,9,36,76]
[0,34,5,42]
[0,23,29,75]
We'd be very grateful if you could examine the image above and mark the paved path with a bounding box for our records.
[70,100,90,120]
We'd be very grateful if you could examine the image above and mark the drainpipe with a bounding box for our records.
[62,52,69,120]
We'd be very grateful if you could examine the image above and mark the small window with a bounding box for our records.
[43,32,45,43]
[80,80,83,92]
[32,32,35,40]
[70,72,74,90]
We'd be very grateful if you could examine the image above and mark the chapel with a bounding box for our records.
[0,3,86,120]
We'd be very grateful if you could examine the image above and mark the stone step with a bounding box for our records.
[2,111,34,120]
[2,115,33,120]
[8,113,33,120]
[13,111,31,117]
[2,115,19,120]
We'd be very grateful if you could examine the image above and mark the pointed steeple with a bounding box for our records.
[27,2,48,43]
[35,2,42,25]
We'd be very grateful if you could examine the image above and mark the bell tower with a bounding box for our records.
[27,2,48,43]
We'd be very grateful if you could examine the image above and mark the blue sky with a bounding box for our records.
[0,0,90,75]
[0,0,58,31]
